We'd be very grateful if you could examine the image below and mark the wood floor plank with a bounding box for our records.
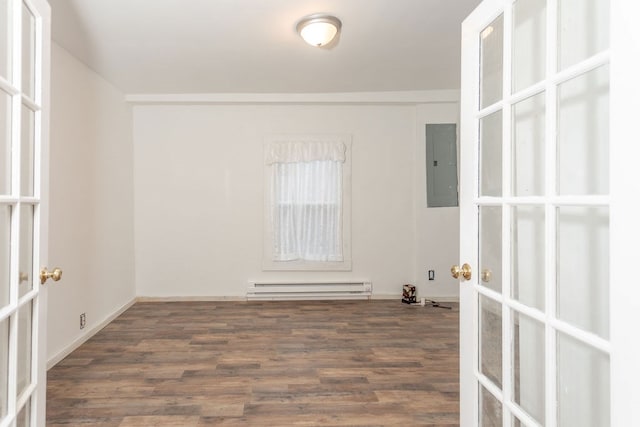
[47,300,459,426]
[119,415,200,427]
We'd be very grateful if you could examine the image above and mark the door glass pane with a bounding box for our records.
[0,0,11,81]
[20,105,34,197]
[512,92,545,196]
[512,0,546,92]
[480,295,502,388]
[0,204,10,307]
[19,204,33,298]
[512,311,545,423]
[0,318,8,419]
[21,2,35,100]
[480,111,502,197]
[481,385,503,427]
[557,206,609,338]
[480,15,504,108]
[16,398,30,427]
[557,65,609,196]
[558,0,610,70]
[511,205,545,310]
[17,300,32,397]
[557,332,610,426]
[1,89,10,194]
[480,206,502,293]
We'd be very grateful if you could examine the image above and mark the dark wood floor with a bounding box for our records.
[47,300,459,426]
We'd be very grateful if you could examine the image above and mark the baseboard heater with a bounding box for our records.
[247,280,372,301]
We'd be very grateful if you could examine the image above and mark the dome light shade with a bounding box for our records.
[296,14,342,47]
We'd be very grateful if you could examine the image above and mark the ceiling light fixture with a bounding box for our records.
[296,14,342,47]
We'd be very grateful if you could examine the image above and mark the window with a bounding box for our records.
[263,135,351,271]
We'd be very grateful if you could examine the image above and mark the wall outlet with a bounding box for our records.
[79,313,86,329]
[428,270,435,281]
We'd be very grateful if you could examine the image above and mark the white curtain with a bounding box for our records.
[267,140,345,262]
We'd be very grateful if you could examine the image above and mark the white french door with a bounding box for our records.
[0,0,51,426]
[459,0,640,426]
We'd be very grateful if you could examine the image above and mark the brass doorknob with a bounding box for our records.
[481,268,492,282]
[451,263,472,281]
[19,272,29,284]
[40,267,63,285]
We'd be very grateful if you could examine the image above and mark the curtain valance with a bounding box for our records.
[266,140,346,165]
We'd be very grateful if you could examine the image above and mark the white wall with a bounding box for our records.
[414,103,460,299]
[133,103,429,298]
[47,43,135,364]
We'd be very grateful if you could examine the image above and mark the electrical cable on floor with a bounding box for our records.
[423,299,452,309]
[406,299,452,310]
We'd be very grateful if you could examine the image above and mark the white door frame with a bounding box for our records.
[32,0,51,423]
[609,1,640,425]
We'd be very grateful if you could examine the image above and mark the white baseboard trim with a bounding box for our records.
[370,294,402,300]
[46,297,137,370]
[371,294,459,302]
[136,296,246,302]
[139,295,460,302]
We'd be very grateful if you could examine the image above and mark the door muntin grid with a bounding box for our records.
[474,0,611,425]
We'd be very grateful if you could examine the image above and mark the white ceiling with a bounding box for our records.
[49,0,482,94]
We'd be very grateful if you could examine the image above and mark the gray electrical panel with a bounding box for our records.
[425,123,459,207]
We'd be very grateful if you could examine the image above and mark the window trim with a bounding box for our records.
[262,134,352,271]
